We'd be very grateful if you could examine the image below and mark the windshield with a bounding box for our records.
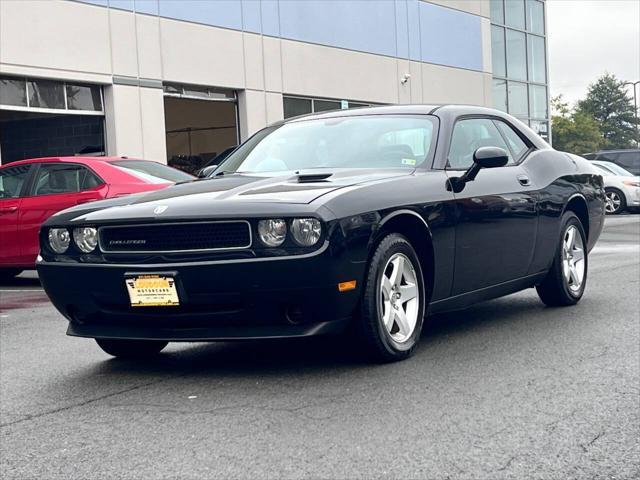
[111,160,194,183]
[216,115,437,175]
[593,161,634,177]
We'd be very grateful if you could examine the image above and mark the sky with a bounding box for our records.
[547,0,640,105]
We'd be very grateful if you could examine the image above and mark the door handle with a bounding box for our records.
[0,206,18,214]
[517,175,531,187]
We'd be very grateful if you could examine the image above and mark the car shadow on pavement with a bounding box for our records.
[0,271,41,288]
[77,292,550,380]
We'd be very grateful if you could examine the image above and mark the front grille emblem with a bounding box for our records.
[154,205,168,215]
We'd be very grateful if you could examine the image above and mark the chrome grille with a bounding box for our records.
[99,221,252,253]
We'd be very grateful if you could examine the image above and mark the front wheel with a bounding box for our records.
[95,338,168,359]
[356,233,426,362]
[605,188,626,214]
[536,212,588,306]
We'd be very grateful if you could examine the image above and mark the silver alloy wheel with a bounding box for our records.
[379,253,420,343]
[561,225,585,293]
[605,191,622,213]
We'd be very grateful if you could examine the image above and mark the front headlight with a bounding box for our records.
[48,228,71,254]
[73,227,98,253]
[291,218,322,246]
[258,219,287,247]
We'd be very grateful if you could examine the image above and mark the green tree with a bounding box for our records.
[576,73,639,149]
[551,95,602,154]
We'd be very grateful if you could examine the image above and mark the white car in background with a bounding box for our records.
[590,160,640,214]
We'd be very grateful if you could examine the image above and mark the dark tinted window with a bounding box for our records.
[0,165,31,198]
[283,97,312,119]
[616,152,639,169]
[314,100,341,112]
[111,160,194,183]
[66,83,102,111]
[0,77,27,107]
[27,79,65,109]
[32,164,102,196]
[448,118,514,169]
[595,152,619,162]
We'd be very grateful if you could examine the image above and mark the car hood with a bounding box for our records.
[59,169,413,223]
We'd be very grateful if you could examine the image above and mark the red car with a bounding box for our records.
[0,156,194,279]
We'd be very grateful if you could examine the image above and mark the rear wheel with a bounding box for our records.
[536,212,588,306]
[357,233,426,362]
[0,269,23,282]
[95,338,168,359]
[605,188,626,214]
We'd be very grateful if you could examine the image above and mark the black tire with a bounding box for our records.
[357,233,426,362]
[605,188,626,214]
[95,338,168,359]
[0,269,23,282]
[536,212,588,306]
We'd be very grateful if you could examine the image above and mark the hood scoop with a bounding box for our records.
[296,172,333,183]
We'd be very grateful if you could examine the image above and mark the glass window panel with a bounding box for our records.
[27,79,65,109]
[283,97,312,119]
[449,118,514,169]
[495,120,528,159]
[0,165,31,198]
[491,26,506,78]
[527,34,547,83]
[66,84,102,111]
[506,29,527,81]
[490,0,504,23]
[313,100,341,113]
[207,88,235,101]
[33,164,87,195]
[529,84,548,119]
[493,79,508,112]
[163,84,182,95]
[526,0,545,35]
[348,102,369,109]
[182,85,210,99]
[508,81,528,117]
[0,77,27,107]
[505,0,525,29]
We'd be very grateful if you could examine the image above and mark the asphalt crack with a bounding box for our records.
[0,376,179,429]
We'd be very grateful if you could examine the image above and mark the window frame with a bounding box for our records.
[445,115,535,171]
[25,162,105,198]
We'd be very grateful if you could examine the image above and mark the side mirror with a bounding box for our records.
[197,165,218,178]
[447,147,509,193]
[473,146,509,169]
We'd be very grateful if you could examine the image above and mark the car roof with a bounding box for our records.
[1,156,149,168]
[278,104,549,149]
[279,104,523,124]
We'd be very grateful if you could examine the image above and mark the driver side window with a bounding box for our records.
[448,118,514,169]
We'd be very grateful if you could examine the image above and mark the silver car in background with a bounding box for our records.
[590,160,640,214]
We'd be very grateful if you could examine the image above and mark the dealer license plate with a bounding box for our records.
[125,275,180,307]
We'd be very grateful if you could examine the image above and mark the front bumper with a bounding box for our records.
[37,243,363,341]
[626,186,640,207]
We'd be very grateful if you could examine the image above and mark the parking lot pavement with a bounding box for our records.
[1,216,638,479]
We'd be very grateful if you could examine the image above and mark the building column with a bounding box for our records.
[237,89,284,142]
[103,83,167,162]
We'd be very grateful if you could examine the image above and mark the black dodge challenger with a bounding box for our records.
[37,105,605,362]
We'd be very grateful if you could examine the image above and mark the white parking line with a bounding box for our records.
[592,245,640,254]
[0,289,45,292]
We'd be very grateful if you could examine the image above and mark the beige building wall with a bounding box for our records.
[0,0,494,163]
